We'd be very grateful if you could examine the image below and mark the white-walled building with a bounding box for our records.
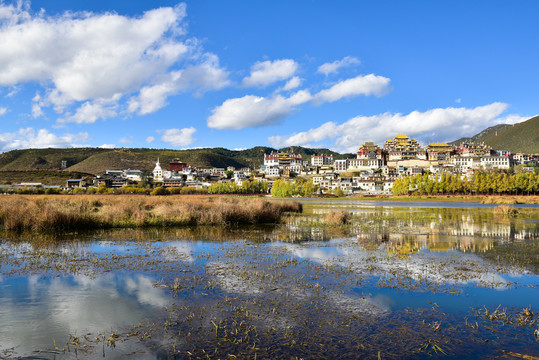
[311,155,334,166]
[451,157,476,170]
[334,159,348,173]
[265,166,281,177]
[480,156,512,169]
[153,159,163,181]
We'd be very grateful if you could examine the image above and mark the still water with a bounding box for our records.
[0,200,538,359]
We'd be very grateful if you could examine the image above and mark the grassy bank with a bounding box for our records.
[0,195,302,232]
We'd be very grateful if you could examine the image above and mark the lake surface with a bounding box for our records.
[0,200,538,359]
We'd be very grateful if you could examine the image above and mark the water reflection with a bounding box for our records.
[0,273,166,357]
[277,240,513,288]
[0,202,537,359]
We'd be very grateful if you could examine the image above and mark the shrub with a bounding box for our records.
[151,186,169,196]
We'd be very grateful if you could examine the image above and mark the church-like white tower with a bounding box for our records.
[153,158,163,181]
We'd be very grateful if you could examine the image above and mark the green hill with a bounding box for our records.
[0,146,352,177]
[450,116,539,154]
[0,170,94,185]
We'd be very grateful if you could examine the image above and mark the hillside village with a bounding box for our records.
[2,134,537,195]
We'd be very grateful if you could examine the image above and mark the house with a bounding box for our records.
[123,169,142,181]
[311,154,333,166]
[480,156,512,170]
[162,178,185,188]
[66,179,87,188]
[234,173,247,185]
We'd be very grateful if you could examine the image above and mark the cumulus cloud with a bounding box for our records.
[269,103,510,152]
[317,56,360,76]
[495,113,531,125]
[207,90,312,130]
[241,59,298,88]
[161,127,196,147]
[128,54,230,115]
[58,101,117,124]
[314,74,391,103]
[0,128,88,152]
[98,143,115,149]
[0,2,229,119]
[0,106,6,115]
[209,74,391,130]
[281,76,302,91]
[146,136,155,143]
[31,103,43,118]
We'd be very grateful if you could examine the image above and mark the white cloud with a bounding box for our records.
[494,113,531,125]
[207,90,312,130]
[269,103,510,152]
[127,54,230,115]
[317,56,360,76]
[58,101,117,124]
[98,143,115,149]
[6,86,19,97]
[0,107,6,115]
[241,59,298,88]
[281,76,302,91]
[314,74,391,104]
[119,136,134,144]
[0,3,229,119]
[146,136,155,143]
[31,103,43,118]
[0,128,88,152]
[161,127,196,147]
[209,74,390,130]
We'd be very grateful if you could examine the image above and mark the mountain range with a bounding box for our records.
[0,116,537,184]
[449,115,538,154]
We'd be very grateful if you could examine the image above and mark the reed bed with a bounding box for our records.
[481,195,539,204]
[493,205,520,218]
[324,210,350,224]
[0,195,302,232]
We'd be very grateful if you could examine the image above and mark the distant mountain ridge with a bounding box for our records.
[450,115,539,154]
[0,115,537,180]
[0,146,353,176]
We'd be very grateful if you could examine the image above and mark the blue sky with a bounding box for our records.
[0,0,537,153]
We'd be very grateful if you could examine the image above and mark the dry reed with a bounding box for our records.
[0,195,302,232]
[324,210,350,224]
[481,196,539,205]
[493,205,520,218]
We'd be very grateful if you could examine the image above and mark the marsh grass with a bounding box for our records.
[324,210,350,225]
[493,205,520,218]
[0,195,302,232]
[482,195,539,205]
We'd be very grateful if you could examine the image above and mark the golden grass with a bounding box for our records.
[493,205,520,218]
[481,196,539,205]
[324,210,350,225]
[0,195,302,232]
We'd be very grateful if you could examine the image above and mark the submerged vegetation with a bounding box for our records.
[0,195,302,232]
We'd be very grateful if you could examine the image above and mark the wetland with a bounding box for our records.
[0,197,538,359]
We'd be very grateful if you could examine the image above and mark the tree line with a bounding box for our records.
[270,179,317,197]
[392,171,539,196]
